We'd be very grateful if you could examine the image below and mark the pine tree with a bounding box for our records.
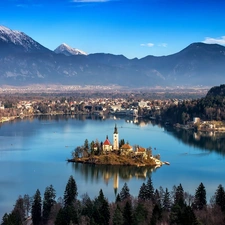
[215,184,225,212]
[170,204,182,225]
[138,183,147,201]
[162,188,171,212]
[133,202,148,225]
[170,204,198,225]
[55,208,66,225]
[154,189,161,207]
[92,189,110,225]
[113,205,123,225]
[42,184,56,223]
[97,189,110,225]
[123,201,133,225]
[64,175,78,207]
[174,184,184,207]
[120,183,130,201]
[31,189,42,225]
[81,193,94,218]
[193,182,206,210]
[146,177,154,200]
[151,204,162,225]
[181,205,198,225]
[115,193,121,203]
[84,139,89,150]
[1,212,23,225]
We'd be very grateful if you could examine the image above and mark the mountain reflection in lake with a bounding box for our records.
[1,115,225,218]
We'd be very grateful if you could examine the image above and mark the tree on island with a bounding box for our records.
[84,139,89,151]
[119,139,125,148]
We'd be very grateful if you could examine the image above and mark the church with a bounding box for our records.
[103,124,119,152]
[102,124,148,158]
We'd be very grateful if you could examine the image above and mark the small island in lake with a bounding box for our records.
[68,125,165,167]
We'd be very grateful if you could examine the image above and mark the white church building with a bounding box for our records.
[103,124,119,152]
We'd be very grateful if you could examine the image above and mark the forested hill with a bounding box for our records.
[162,84,225,124]
[206,84,225,97]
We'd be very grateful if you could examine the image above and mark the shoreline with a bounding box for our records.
[67,153,165,168]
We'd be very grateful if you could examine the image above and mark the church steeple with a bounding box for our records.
[113,124,119,150]
[114,124,118,134]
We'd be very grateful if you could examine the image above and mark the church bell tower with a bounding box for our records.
[113,124,119,150]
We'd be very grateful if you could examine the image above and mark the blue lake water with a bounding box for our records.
[0,115,225,218]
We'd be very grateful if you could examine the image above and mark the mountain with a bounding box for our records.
[0,25,51,55]
[138,42,225,86]
[0,25,225,87]
[54,43,87,56]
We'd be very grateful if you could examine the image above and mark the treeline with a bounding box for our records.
[2,176,225,225]
[162,86,225,124]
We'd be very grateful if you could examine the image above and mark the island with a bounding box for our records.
[68,125,165,167]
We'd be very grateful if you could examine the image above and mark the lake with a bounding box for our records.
[0,115,225,218]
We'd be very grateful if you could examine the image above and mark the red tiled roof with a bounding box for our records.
[137,147,146,152]
[103,139,111,145]
[121,144,132,149]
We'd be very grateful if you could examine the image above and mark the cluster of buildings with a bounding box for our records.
[175,116,225,132]
[101,125,149,159]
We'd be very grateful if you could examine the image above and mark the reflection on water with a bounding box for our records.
[71,163,157,195]
[164,126,225,155]
[1,115,225,218]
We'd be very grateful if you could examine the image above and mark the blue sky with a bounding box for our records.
[1,0,225,58]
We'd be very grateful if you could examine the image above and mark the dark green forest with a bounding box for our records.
[2,175,225,225]
[161,84,225,124]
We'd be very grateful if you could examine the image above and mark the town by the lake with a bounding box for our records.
[1,84,225,225]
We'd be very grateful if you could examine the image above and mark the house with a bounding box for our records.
[135,146,148,159]
[120,144,133,155]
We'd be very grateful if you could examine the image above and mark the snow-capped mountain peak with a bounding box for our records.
[54,43,87,56]
[0,25,48,53]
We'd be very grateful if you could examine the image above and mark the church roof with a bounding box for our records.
[103,139,111,146]
[121,144,132,150]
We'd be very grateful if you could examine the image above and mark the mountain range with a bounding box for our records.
[0,25,225,87]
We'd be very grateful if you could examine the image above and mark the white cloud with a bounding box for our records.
[203,36,225,45]
[140,43,154,47]
[158,43,167,47]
